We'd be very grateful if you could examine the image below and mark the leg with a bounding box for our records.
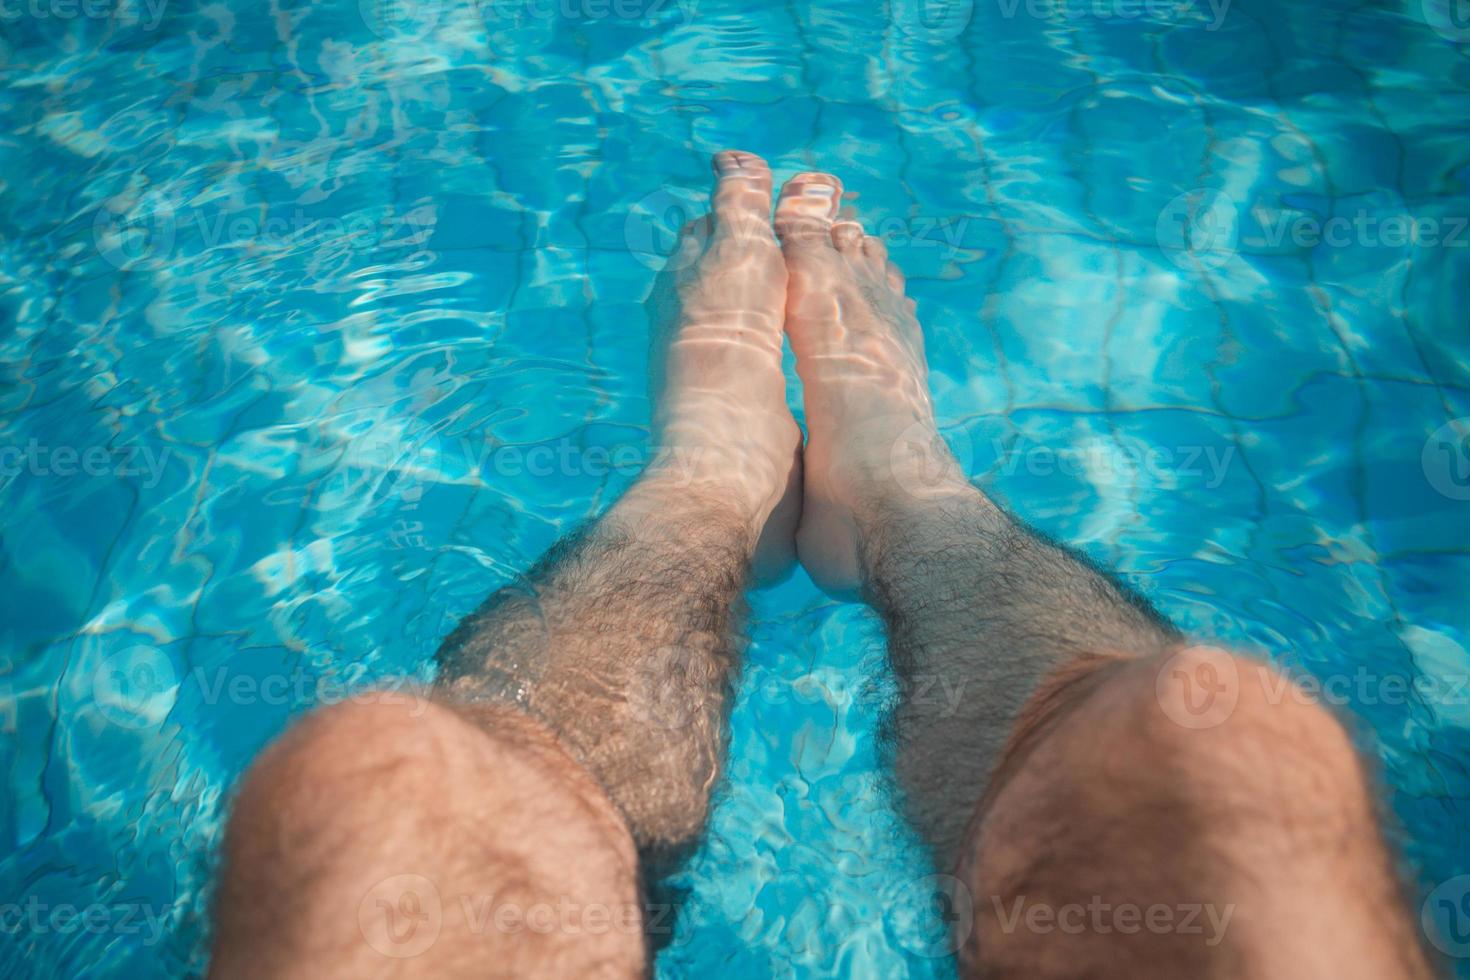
[777,169,1175,858]
[212,150,798,976]
[435,149,799,862]
[778,172,1433,976]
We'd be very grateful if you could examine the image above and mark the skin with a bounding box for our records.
[209,152,1437,979]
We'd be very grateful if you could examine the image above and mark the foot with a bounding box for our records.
[776,171,970,594]
[635,150,802,580]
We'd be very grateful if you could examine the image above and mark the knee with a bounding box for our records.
[275,690,446,752]
[230,694,636,861]
[230,694,472,831]
[1038,645,1376,825]
[215,698,648,978]
[984,646,1371,824]
[962,650,1409,980]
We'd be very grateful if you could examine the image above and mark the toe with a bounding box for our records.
[861,235,889,272]
[775,172,843,250]
[831,220,865,254]
[886,261,905,291]
[710,150,774,237]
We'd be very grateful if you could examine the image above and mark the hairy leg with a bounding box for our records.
[212,150,798,977]
[777,169,1175,859]
[860,489,1179,862]
[779,170,1431,975]
[433,150,799,862]
[434,481,765,862]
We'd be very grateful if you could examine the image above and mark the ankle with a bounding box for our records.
[849,481,1003,592]
[813,416,972,502]
[846,467,994,537]
[614,471,765,555]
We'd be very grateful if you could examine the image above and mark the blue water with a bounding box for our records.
[2,0,1468,975]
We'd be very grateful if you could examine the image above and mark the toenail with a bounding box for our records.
[715,151,769,179]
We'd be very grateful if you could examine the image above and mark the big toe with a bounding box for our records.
[775,172,843,253]
[711,150,775,238]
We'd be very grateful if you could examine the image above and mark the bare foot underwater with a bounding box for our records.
[209,152,1437,979]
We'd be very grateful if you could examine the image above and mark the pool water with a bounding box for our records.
[2,0,1469,975]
